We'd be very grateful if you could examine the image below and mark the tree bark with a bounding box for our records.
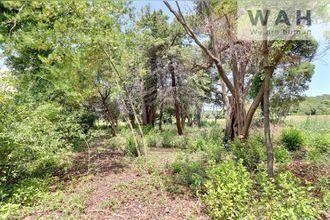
[142,56,158,126]
[262,21,274,176]
[263,70,274,177]
[169,59,183,135]
[195,104,202,127]
[159,102,164,131]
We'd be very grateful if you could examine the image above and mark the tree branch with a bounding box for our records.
[163,1,235,95]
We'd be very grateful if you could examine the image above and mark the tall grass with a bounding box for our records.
[285,115,330,133]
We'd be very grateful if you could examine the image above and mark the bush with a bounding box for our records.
[161,130,185,148]
[186,136,224,163]
[6,178,51,205]
[231,134,266,171]
[208,125,223,143]
[253,171,320,219]
[0,177,52,217]
[108,135,127,151]
[0,103,83,185]
[124,136,143,157]
[274,146,292,163]
[203,162,320,219]
[317,177,330,211]
[280,128,304,151]
[171,156,205,194]
[311,134,330,153]
[145,130,162,148]
[203,160,252,219]
[79,111,98,133]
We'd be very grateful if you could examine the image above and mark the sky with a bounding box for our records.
[1,1,329,96]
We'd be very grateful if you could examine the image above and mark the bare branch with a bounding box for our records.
[163,1,235,95]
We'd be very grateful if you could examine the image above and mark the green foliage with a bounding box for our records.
[171,155,205,195]
[253,171,319,219]
[202,160,320,219]
[317,177,330,211]
[203,160,252,219]
[124,136,142,157]
[161,130,185,148]
[187,137,224,163]
[305,133,330,163]
[291,95,330,115]
[2,178,51,205]
[0,1,327,218]
[108,136,127,151]
[271,62,315,119]
[231,134,266,171]
[0,102,84,185]
[280,127,305,151]
[274,146,292,163]
[79,112,98,133]
[145,130,161,148]
[207,125,224,143]
[310,133,330,153]
[0,177,52,218]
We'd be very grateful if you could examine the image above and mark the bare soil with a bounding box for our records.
[25,138,209,220]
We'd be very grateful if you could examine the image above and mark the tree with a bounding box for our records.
[164,1,317,140]
[0,1,149,157]
[137,8,172,127]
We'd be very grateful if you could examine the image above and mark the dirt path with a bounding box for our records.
[26,138,209,220]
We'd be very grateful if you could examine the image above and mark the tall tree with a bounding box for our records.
[137,8,171,126]
[164,0,317,140]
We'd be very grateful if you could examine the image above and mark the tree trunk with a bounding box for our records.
[181,114,185,130]
[142,56,158,126]
[159,103,164,131]
[262,26,274,176]
[195,105,202,127]
[225,96,247,140]
[263,71,274,177]
[169,59,183,135]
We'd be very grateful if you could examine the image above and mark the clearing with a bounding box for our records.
[24,137,209,220]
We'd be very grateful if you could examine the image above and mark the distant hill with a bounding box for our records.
[291,94,330,115]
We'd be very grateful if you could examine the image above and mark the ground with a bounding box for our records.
[4,115,330,219]
[24,137,209,220]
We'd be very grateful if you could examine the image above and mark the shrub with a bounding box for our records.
[198,125,223,145]
[280,128,304,151]
[0,103,83,185]
[231,134,266,171]
[317,177,330,211]
[274,146,292,163]
[311,134,330,153]
[79,111,98,133]
[7,178,51,205]
[253,171,320,219]
[0,177,52,218]
[145,130,162,148]
[171,156,205,194]
[124,136,143,157]
[108,136,127,151]
[187,137,207,152]
[0,203,21,219]
[187,137,224,163]
[203,160,252,219]
[161,130,185,148]
[202,161,320,219]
